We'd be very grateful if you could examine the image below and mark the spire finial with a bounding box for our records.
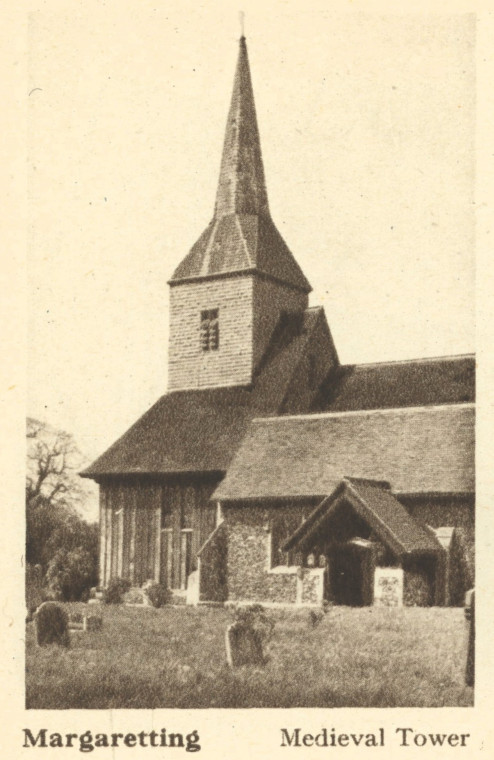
[239,10,245,39]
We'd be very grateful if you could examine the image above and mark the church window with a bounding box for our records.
[270,512,304,567]
[200,309,219,351]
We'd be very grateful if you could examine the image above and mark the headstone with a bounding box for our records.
[34,601,70,647]
[374,567,404,607]
[225,622,265,667]
[186,570,199,605]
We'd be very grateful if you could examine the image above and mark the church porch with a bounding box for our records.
[283,478,445,607]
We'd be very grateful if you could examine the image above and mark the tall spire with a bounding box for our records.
[214,35,269,218]
[170,36,311,294]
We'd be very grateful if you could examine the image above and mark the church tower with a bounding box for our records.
[168,36,312,391]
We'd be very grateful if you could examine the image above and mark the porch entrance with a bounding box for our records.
[327,539,375,606]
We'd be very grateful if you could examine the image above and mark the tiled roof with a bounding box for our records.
[213,404,475,500]
[169,37,311,293]
[283,478,441,557]
[171,213,311,292]
[81,309,323,477]
[313,355,475,412]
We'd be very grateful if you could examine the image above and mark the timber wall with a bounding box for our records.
[99,478,218,588]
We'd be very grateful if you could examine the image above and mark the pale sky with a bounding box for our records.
[27,4,475,517]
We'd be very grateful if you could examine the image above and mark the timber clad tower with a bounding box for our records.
[83,36,475,608]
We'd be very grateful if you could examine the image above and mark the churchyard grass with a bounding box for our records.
[26,604,472,708]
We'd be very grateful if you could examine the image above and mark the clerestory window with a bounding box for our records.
[200,309,219,351]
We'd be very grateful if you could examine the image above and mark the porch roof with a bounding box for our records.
[283,478,441,558]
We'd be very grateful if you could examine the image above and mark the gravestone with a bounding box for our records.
[374,567,404,607]
[34,601,70,647]
[68,612,103,632]
[186,570,199,606]
[225,622,265,667]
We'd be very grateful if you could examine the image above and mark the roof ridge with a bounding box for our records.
[342,353,475,369]
[252,401,475,424]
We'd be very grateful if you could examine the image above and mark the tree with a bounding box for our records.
[26,418,98,600]
[26,417,86,514]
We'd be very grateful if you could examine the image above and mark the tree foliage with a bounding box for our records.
[26,418,98,601]
[46,547,97,602]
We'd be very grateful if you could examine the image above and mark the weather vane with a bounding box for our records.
[239,10,245,38]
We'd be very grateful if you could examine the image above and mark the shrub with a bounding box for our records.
[233,604,275,643]
[103,577,131,605]
[45,547,96,602]
[86,615,103,632]
[144,583,170,608]
[34,601,70,648]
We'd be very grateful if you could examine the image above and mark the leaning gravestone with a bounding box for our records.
[34,601,70,648]
[225,621,265,667]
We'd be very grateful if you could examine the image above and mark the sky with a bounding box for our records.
[26,4,476,517]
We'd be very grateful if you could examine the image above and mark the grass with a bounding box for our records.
[26,604,473,709]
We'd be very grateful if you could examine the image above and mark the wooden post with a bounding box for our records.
[172,486,182,589]
[105,488,113,583]
[154,502,161,582]
[116,506,124,578]
[99,489,107,587]
[129,488,136,585]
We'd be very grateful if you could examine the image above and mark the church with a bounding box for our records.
[82,36,475,608]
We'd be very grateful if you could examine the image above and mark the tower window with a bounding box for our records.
[200,309,219,351]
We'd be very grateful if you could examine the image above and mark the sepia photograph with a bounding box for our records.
[23,3,478,716]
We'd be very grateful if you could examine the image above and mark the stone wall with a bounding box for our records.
[298,568,325,605]
[403,562,434,607]
[198,522,228,603]
[404,495,474,596]
[224,502,316,605]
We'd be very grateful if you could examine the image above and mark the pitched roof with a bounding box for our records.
[313,354,475,412]
[283,478,441,557]
[171,213,311,293]
[213,403,475,500]
[82,308,323,477]
[169,37,311,293]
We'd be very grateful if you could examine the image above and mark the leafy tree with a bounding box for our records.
[26,418,98,600]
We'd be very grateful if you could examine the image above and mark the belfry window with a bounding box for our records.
[200,309,219,351]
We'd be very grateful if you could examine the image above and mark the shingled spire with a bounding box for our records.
[214,35,269,218]
[171,36,311,294]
